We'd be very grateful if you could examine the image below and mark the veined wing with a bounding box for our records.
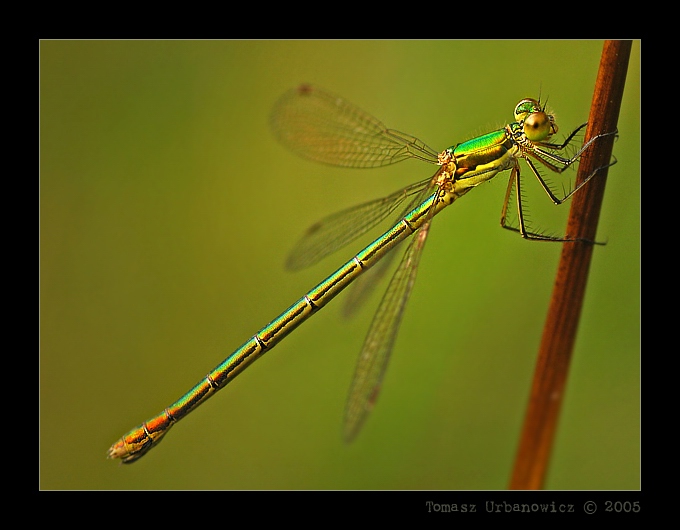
[341,178,437,316]
[343,216,434,443]
[271,84,440,168]
[286,178,432,271]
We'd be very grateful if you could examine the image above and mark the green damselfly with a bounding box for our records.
[108,84,612,463]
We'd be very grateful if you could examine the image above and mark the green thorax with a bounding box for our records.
[449,129,514,172]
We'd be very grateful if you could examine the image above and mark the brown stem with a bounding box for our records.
[508,40,632,490]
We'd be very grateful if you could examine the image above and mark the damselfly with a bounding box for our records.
[108,85,612,463]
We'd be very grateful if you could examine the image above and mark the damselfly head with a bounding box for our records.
[514,98,557,142]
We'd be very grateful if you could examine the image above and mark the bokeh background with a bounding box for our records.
[40,40,640,490]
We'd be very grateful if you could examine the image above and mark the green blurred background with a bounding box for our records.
[40,40,640,490]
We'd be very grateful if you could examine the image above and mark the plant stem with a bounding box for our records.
[508,40,632,490]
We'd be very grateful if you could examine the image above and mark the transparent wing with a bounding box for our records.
[341,246,398,318]
[340,180,436,316]
[286,178,432,271]
[271,84,440,168]
[343,217,433,443]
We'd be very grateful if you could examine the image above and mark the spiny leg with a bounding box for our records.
[537,122,587,151]
[531,128,618,175]
[500,164,555,241]
[525,152,618,206]
[499,162,610,244]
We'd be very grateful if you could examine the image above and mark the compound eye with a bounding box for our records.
[523,111,553,142]
[514,98,541,121]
